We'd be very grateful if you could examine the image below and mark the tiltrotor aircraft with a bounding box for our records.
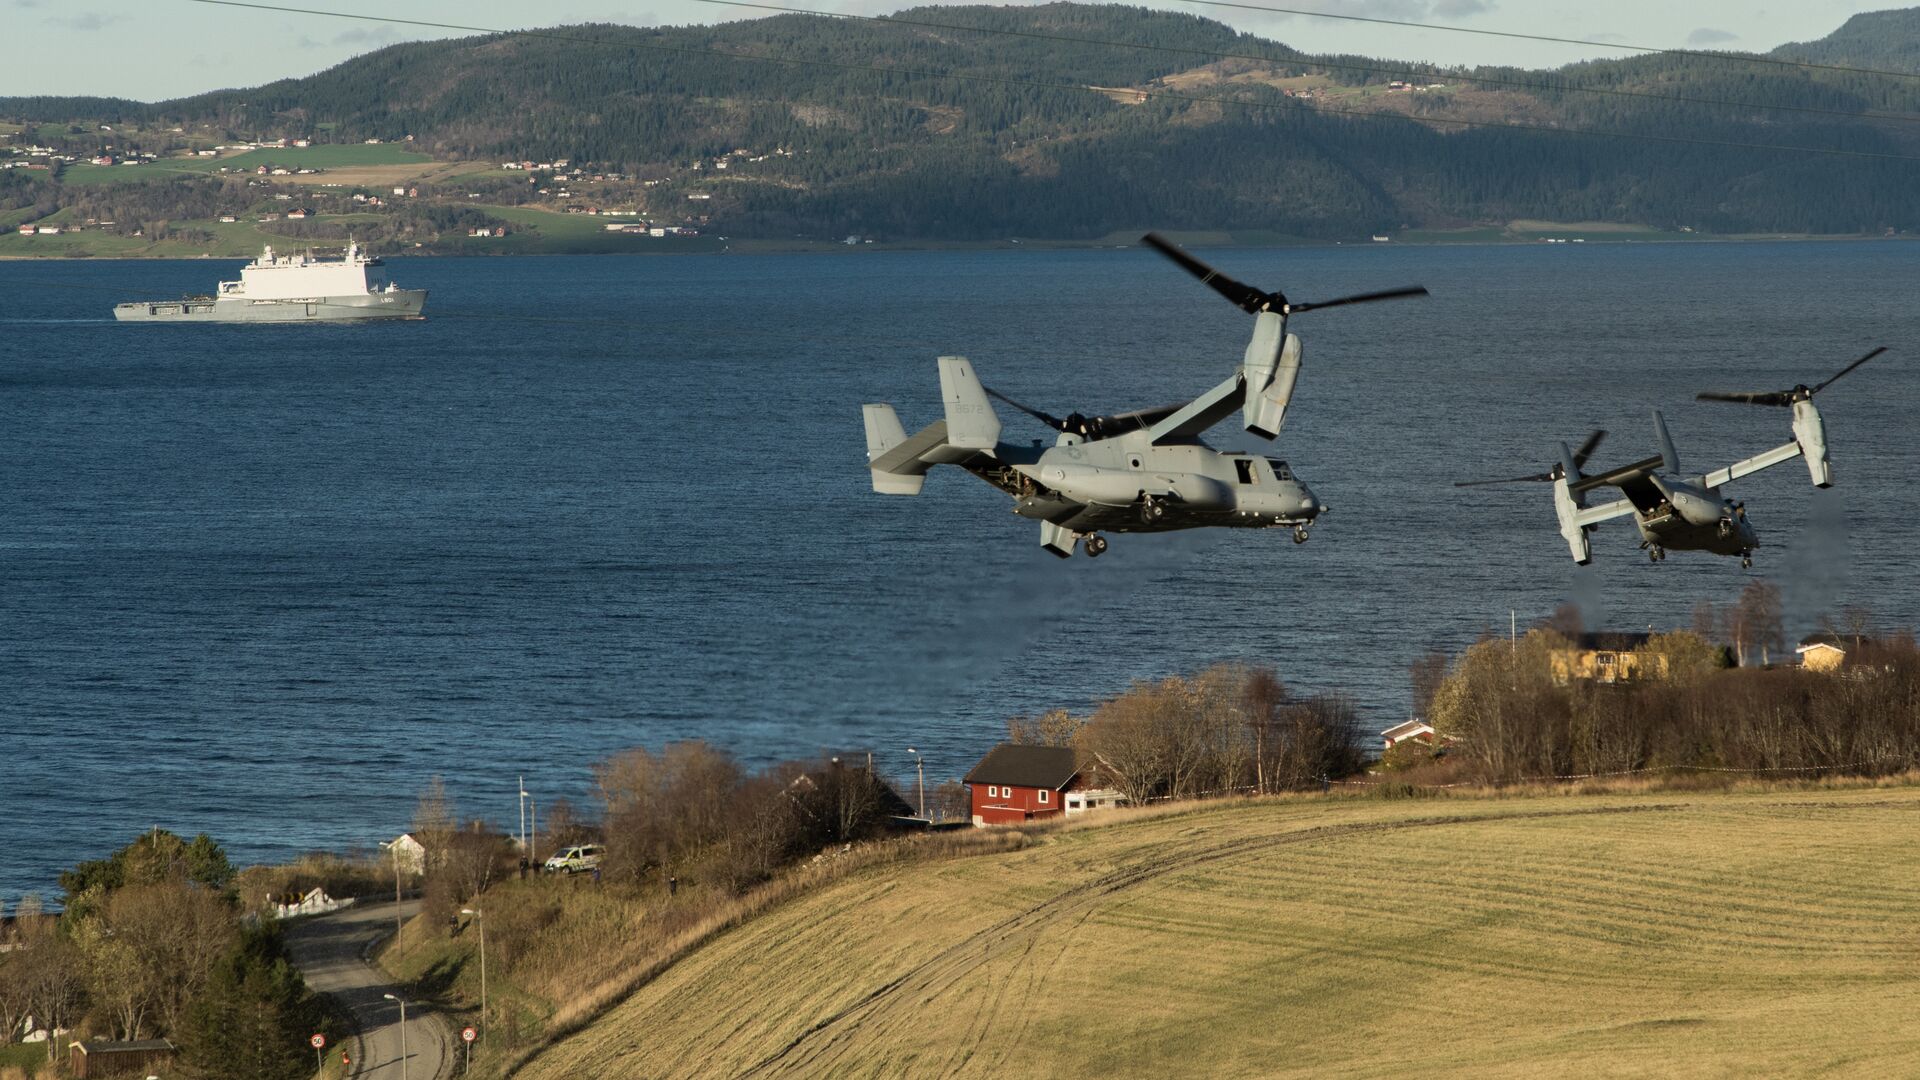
[1457,347,1888,567]
[861,234,1427,557]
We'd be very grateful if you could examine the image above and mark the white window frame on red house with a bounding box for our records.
[1038,789,1049,804]
[987,785,998,798]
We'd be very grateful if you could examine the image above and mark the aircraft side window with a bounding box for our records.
[1234,459,1256,485]
[1269,460,1292,481]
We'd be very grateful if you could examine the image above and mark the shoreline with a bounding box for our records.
[0,232,1908,261]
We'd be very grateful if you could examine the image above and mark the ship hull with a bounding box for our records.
[112,289,428,323]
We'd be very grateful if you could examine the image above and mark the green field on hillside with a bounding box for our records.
[515,785,1920,1079]
[185,144,434,172]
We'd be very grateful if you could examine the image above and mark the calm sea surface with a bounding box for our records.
[3,242,1915,898]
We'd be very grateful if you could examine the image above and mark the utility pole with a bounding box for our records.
[460,908,486,1045]
[518,775,527,862]
[906,748,926,818]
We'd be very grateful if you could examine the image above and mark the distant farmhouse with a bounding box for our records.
[383,832,426,874]
[1380,719,1436,751]
[962,744,1124,827]
[1796,633,1848,673]
[1549,632,1670,685]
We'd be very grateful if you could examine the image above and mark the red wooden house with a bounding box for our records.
[962,744,1122,826]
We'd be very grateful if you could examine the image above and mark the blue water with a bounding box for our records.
[3,241,1916,898]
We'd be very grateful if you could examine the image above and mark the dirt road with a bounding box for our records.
[286,900,450,1080]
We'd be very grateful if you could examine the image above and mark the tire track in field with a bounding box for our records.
[741,803,1681,1078]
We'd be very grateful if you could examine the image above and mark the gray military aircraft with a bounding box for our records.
[1458,347,1887,567]
[861,234,1428,557]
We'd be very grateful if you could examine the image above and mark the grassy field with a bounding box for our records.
[511,783,1920,1079]
[46,144,439,189]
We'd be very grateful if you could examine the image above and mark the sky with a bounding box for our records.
[0,0,1901,101]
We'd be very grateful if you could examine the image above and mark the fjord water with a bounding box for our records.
[3,242,1915,897]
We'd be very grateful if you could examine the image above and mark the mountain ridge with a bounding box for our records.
[6,4,1920,243]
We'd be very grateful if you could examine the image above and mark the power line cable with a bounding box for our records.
[178,0,1920,163]
[690,0,1920,126]
[1164,0,1920,82]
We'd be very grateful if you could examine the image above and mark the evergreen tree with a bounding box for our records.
[178,924,325,1080]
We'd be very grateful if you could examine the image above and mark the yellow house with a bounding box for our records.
[1549,632,1672,685]
[1796,635,1847,673]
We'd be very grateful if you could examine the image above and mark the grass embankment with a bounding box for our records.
[504,781,1920,1079]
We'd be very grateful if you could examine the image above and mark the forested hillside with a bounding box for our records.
[6,3,1920,243]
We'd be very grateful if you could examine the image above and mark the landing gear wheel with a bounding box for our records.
[1138,499,1166,525]
[1648,546,1665,563]
[1084,535,1108,558]
[1292,527,1309,545]
[1741,553,1753,569]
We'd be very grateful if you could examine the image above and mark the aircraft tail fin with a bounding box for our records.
[937,356,1002,450]
[863,404,929,495]
[1653,409,1680,473]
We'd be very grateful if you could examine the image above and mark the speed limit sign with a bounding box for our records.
[310,1033,326,1050]
[461,1026,477,1044]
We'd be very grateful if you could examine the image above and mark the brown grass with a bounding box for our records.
[509,782,1920,1078]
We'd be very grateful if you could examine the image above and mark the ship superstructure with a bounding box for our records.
[114,242,427,322]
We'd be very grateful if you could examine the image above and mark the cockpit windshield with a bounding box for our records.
[1267,459,1292,481]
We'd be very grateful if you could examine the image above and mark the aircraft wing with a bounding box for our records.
[1147,372,1244,444]
[1569,454,1666,496]
[1698,440,1803,490]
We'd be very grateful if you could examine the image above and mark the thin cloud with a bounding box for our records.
[1431,0,1495,18]
[44,11,125,30]
[334,25,402,46]
[1686,27,1739,45]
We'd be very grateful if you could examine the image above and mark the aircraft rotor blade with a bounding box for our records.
[1286,286,1431,313]
[1695,390,1797,407]
[1811,345,1889,394]
[1697,346,1889,406]
[1570,429,1606,470]
[983,385,1068,431]
[1454,471,1557,487]
[1140,232,1280,314]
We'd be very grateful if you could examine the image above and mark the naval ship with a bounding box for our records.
[113,241,427,322]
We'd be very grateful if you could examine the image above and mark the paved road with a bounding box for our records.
[286,900,450,1080]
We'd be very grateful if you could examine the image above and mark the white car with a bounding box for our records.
[542,844,604,874]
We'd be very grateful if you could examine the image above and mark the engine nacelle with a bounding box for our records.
[1241,313,1300,439]
[1553,476,1591,565]
[1793,398,1832,487]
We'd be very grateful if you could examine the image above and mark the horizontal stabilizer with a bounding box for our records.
[872,418,948,470]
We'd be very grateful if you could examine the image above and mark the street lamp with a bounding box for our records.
[377,839,404,939]
[460,907,486,1045]
[382,992,410,1080]
[905,748,926,819]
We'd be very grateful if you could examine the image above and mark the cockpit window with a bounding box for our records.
[1234,459,1257,485]
[1268,460,1292,481]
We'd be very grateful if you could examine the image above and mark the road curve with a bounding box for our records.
[286,900,451,1080]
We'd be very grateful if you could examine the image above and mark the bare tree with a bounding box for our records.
[1739,581,1785,666]
[1006,709,1084,747]
[1409,651,1448,721]
[18,934,84,1064]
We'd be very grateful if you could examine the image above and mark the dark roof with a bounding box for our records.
[963,744,1082,789]
[75,1039,175,1054]
[1570,632,1653,652]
